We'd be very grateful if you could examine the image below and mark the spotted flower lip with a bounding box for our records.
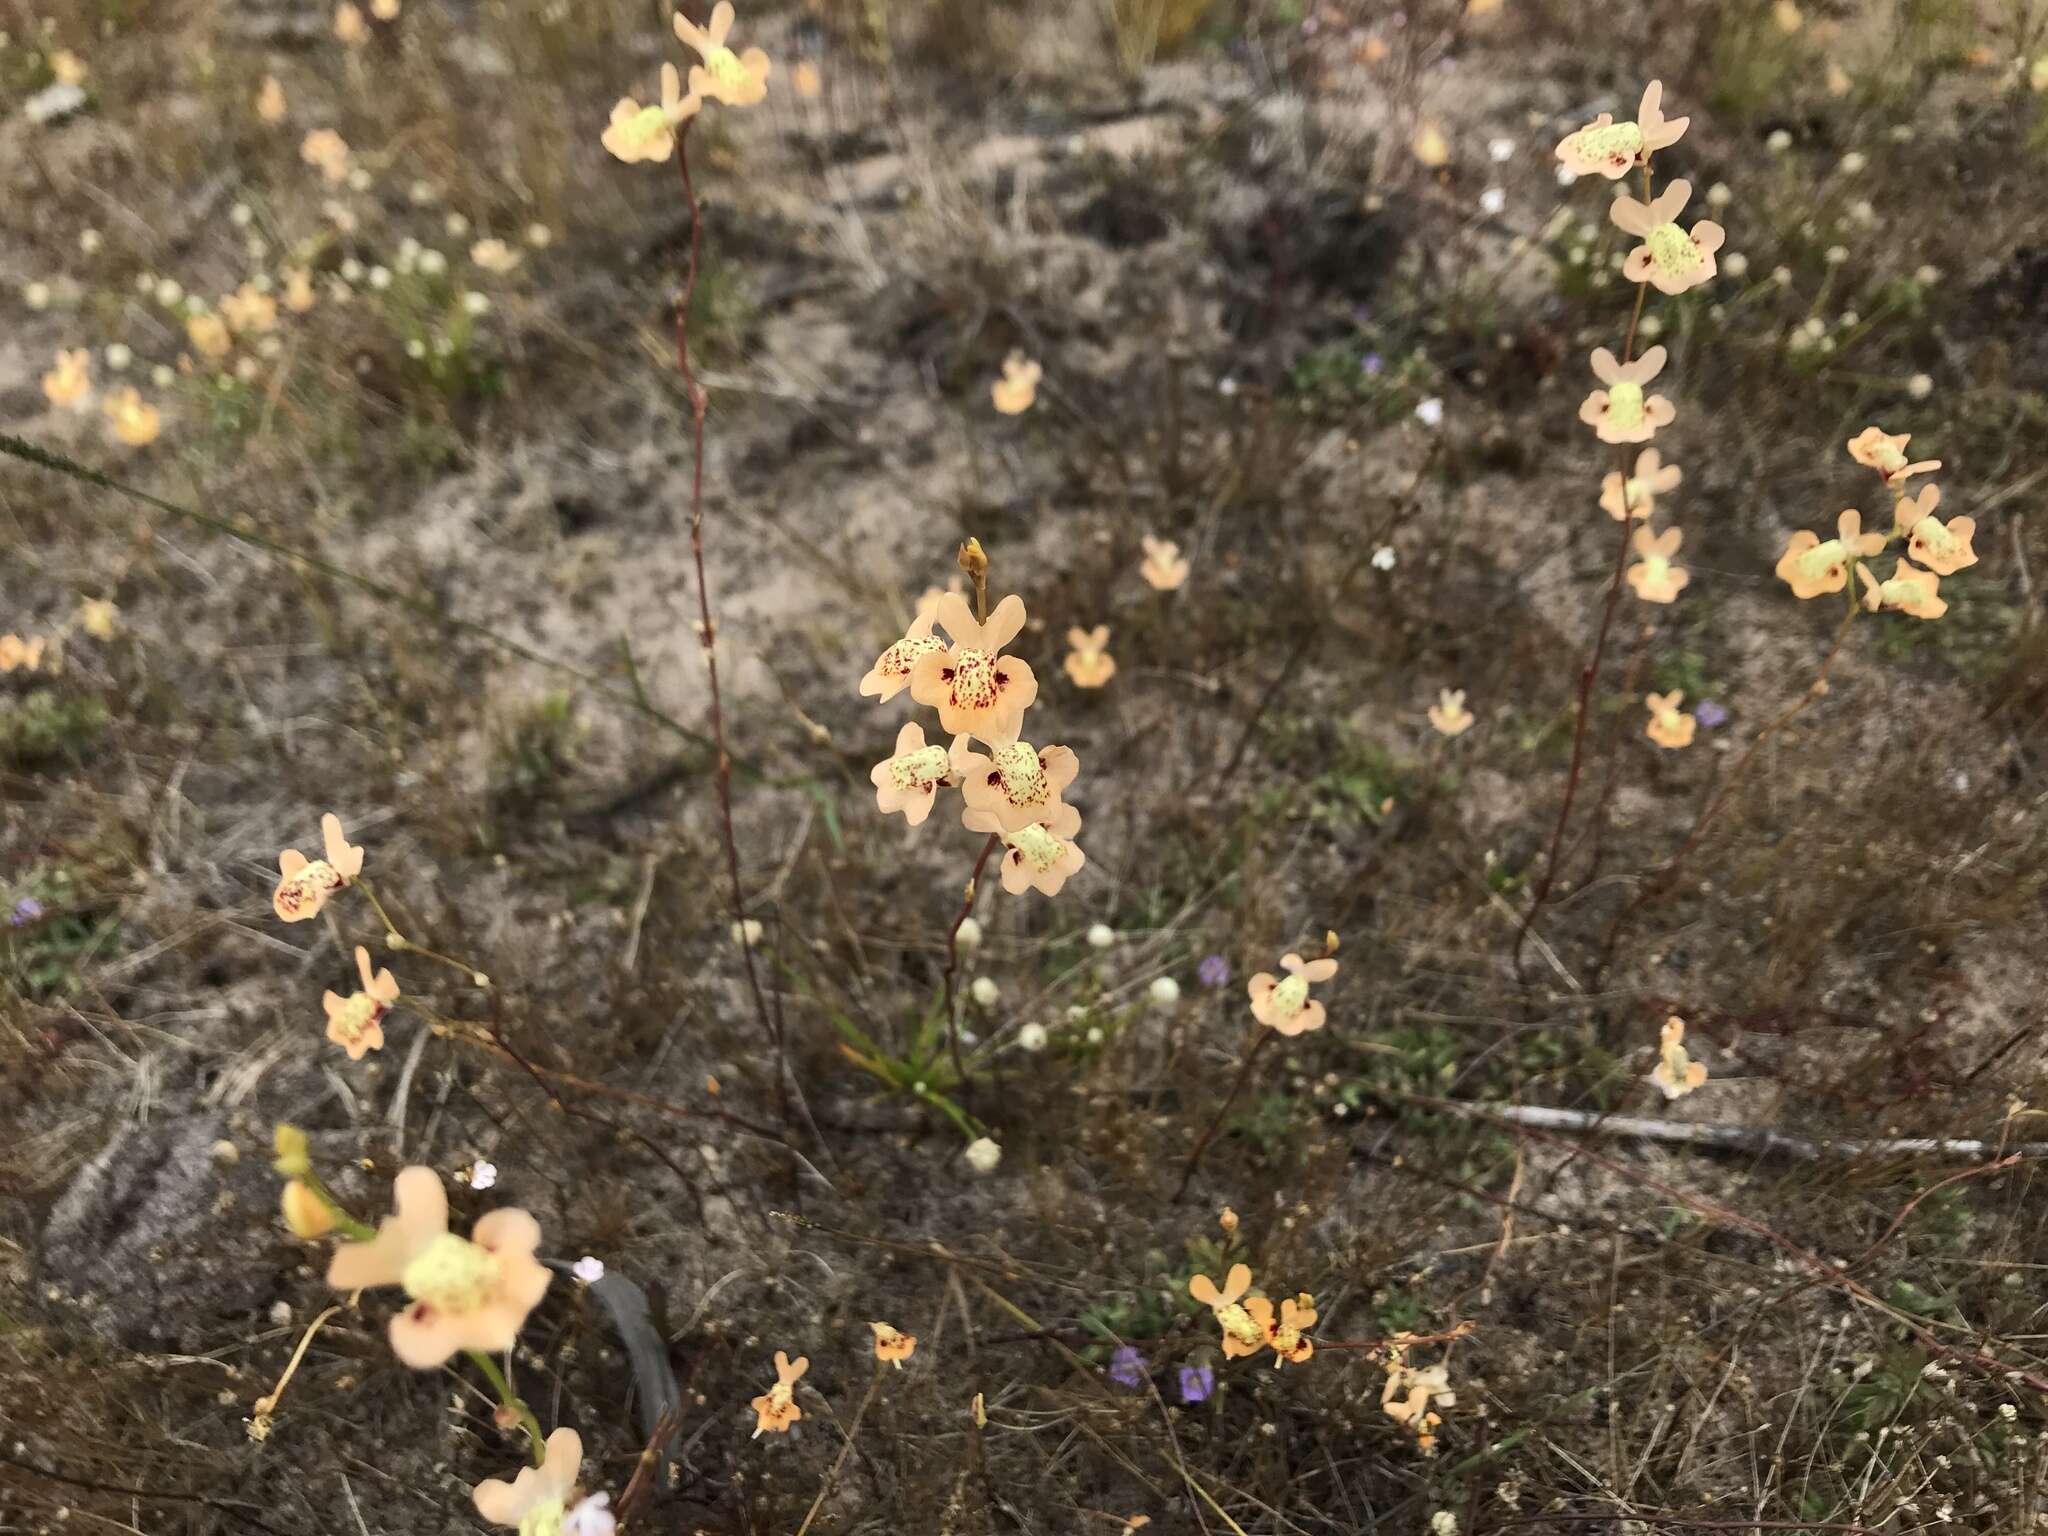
[1579,345,1675,444]
[1899,486,1977,575]
[473,1427,583,1530]
[871,1321,917,1366]
[602,62,699,163]
[324,945,400,1060]
[1857,558,1947,619]
[1554,80,1690,178]
[1258,1292,1316,1367]
[859,598,945,702]
[1600,448,1681,521]
[675,1,771,108]
[1775,508,1884,599]
[1650,1016,1707,1099]
[1626,524,1689,603]
[952,738,1079,834]
[991,351,1041,414]
[1644,690,1696,749]
[273,812,365,922]
[908,592,1039,748]
[1847,426,1940,488]
[1248,952,1338,1036]
[751,1350,809,1436]
[1063,624,1116,688]
[983,801,1086,897]
[1140,535,1190,592]
[870,721,958,826]
[327,1167,552,1369]
[1610,179,1723,295]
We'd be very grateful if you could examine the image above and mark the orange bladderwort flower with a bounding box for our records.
[323,945,400,1060]
[1600,448,1681,521]
[985,803,1086,897]
[1610,178,1723,295]
[1579,346,1675,444]
[42,348,91,410]
[103,388,162,447]
[0,635,46,673]
[1644,690,1695,749]
[1898,485,1977,575]
[1651,1015,1708,1098]
[327,1167,552,1369]
[1857,559,1947,619]
[1382,1341,1455,1455]
[1626,524,1689,603]
[1247,952,1338,1035]
[1140,535,1190,591]
[953,738,1079,835]
[991,351,1041,414]
[301,128,351,184]
[1427,687,1473,737]
[1063,624,1116,688]
[1847,426,1940,489]
[473,1427,583,1531]
[860,595,947,703]
[871,1321,917,1367]
[1776,508,1884,600]
[907,592,1039,748]
[273,812,365,922]
[1190,1264,1269,1360]
[675,1,772,108]
[1257,1292,1316,1366]
[751,1350,809,1436]
[1555,79,1689,179]
[601,62,699,163]
[870,720,957,827]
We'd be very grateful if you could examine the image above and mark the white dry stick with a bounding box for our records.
[1446,1100,2048,1161]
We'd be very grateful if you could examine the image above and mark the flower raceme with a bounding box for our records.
[1247,952,1338,1035]
[1579,346,1675,445]
[273,812,365,922]
[324,945,399,1060]
[328,1167,552,1369]
[1190,1266,1318,1366]
[1554,80,1689,179]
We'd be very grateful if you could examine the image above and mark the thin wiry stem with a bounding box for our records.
[671,123,789,1123]
[1174,1026,1274,1201]
[939,834,1001,1089]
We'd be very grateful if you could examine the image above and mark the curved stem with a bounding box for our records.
[1174,1027,1275,1201]
[466,1348,546,1464]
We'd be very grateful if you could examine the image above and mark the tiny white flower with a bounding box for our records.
[1837,151,1866,174]
[1478,186,1505,216]
[150,364,175,388]
[1847,199,1876,226]
[368,264,392,290]
[1371,545,1397,571]
[405,337,427,359]
[964,1137,1001,1173]
[1487,136,1514,162]
[445,212,470,237]
[1086,923,1115,950]
[954,917,983,950]
[470,1160,498,1191]
[1430,1513,1459,1536]
[1085,1026,1104,1044]
[1555,164,1577,186]
[409,179,439,205]
[104,343,132,371]
[731,918,764,947]
[78,228,102,254]
[340,257,365,283]
[970,976,999,1008]
[1414,396,1444,428]
[1771,265,1793,287]
[154,278,184,307]
[419,248,448,277]
[269,1300,293,1326]
[562,1492,617,1536]
[1838,310,1859,329]
[1148,976,1181,1008]
[1766,128,1792,152]
[1705,181,1732,208]
[1217,375,1238,397]
[398,235,422,267]
[1721,252,1749,278]
[1914,264,1940,286]
[526,222,554,248]
[463,291,491,316]
[1906,373,1932,400]
[1017,1022,1048,1052]
[347,167,373,193]
[1824,245,1848,266]
[231,202,254,228]
[235,357,261,383]
[1637,314,1663,340]
[573,1255,606,1284]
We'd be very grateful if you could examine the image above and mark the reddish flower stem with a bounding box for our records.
[672,124,788,1122]
[939,834,1002,1089]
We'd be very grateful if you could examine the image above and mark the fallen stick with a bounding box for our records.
[1438,1100,2048,1160]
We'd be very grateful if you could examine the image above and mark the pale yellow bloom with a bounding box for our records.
[49,50,86,86]
[991,351,1041,414]
[323,945,400,1060]
[470,238,522,274]
[1426,687,1473,737]
[42,348,91,410]
[1412,123,1450,168]
[371,0,401,17]
[334,3,367,45]
[78,598,117,640]
[1651,1016,1708,1097]
[601,62,698,164]
[1644,691,1695,750]
[301,129,352,184]
[752,1351,808,1436]
[103,388,161,447]
[675,1,772,108]
[1579,346,1675,444]
[222,283,279,335]
[474,1429,582,1532]
[257,75,288,123]
[1140,535,1190,591]
[187,311,232,359]
[1626,524,1689,603]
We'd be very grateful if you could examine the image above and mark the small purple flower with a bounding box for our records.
[1360,352,1384,377]
[1197,954,1231,989]
[1695,700,1729,728]
[1178,1365,1215,1404]
[1109,1346,1145,1389]
[10,897,43,927]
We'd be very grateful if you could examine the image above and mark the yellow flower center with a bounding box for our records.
[330,991,382,1045]
[401,1232,502,1315]
[1646,222,1696,276]
[1641,555,1670,586]
[1214,1302,1265,1346]
[1795,537,1846,584]
[888,745,951,791]
[1881,574,1929,608]
[1575,120,1644,165]
[1008,822,1066,873]
[1623,476,1648,510]
[704,45,748,89]
[1656,708,1681,732]
[627,103,670,145]
[1911,518,1951,554]
[519,1500,566,1536]
[1605,381,1645,429]
[992,744,1047,807]
[948,649,1000,710]
[1271,973,1309,1018]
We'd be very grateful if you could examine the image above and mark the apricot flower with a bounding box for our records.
[222,283,279,335]
[908,592,1039,747]
[1775,508,1884,599]
[990,802,1086,897]
[1644,691,1695,750]
[283,267,318,313]
[751,1350,808,1436]
[471,239,523,274]
[1554,80,1689,179]
[1626,524,1689,603]
[474,1428,583,1531]
[42,349,91,410]
[257,76,288,123]
[1190,1264,1269,1360]
[1651,1016,1707,1099]
[870,720,956,826]
[103,388,161,447]
[601,63,698,163]
[1900,487,1976,575]
[324,945,399,1060]
[187,312,232,360]
[1858,559,1946,619]
[1610,179,1722,295]
[871,1321,917,1367]
[991,351,1040,414]
[859,598,946,702]
[1250,1292,1316,1366]
[1579,346,1675,444]
[334,2,367,44]
[327,1167,552,1368]
[0,635,44,673]
[1248,952,1338,1035]
[273,811,365,921]
[1140,535,1190,591]
[1427,688,1473,737]
[675,2,772,108]
[1846,426,1939,488]
[1600,448,1681,520]
[953,738,1079,834]
[1064,624,1116,688]
[301,129,351,183]
[1382,1347,1454,1455]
